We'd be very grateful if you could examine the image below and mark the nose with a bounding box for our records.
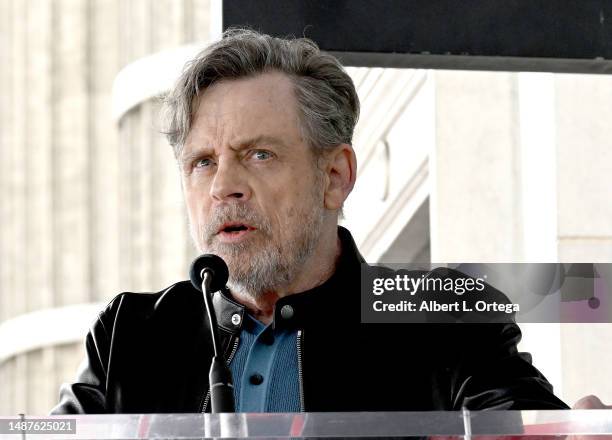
[209,157,252,202]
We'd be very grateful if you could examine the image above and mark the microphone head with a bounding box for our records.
[189,254,229,293]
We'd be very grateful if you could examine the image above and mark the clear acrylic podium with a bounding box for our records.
[2,410,612,439]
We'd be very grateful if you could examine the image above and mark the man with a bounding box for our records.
[51,28,568,414]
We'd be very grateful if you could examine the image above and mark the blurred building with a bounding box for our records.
[1,0,611,415]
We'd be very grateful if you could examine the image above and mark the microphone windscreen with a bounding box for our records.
[190,254,229,293]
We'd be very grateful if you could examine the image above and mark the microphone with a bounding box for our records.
[189,254,235,414]
[190,254,229,294]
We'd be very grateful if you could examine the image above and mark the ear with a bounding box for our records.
[323,143,357,211]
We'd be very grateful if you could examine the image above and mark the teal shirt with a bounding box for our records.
[229,314,301,412]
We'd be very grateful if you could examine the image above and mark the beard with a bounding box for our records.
[190,187,326,299]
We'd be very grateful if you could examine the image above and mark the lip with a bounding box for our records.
[217,222,256,234]
[216,222,257,243]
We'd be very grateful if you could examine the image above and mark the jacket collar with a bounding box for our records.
[212,226,365,334]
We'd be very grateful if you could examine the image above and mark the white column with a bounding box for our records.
[26,0,55,312]
[431,70,522,263]
[516,72,563,400]
[90,0,120,301]
[54,0,91,306]
[555,73,612,405]
[431,70,564,399]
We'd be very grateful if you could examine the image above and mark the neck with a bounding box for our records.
[229,226,342,325]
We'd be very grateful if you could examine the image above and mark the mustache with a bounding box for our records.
[202,203,272,240]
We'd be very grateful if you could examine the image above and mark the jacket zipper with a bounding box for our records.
[297,329,305,412]
[200,336,240,413]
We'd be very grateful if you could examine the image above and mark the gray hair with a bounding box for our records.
[163,28,360,158]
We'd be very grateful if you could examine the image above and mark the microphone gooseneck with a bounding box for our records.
[189,254,236,413]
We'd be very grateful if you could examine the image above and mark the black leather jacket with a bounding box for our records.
[51,227,568,414]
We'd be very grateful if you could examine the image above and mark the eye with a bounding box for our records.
[194,157,215,168]
[251,150,273,161]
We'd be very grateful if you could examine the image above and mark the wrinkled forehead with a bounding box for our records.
[186,72,303,145]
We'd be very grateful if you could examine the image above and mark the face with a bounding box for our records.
[180,71,327,298]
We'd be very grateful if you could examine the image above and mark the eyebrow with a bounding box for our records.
[230,135,289,151]
[180,135,289,169]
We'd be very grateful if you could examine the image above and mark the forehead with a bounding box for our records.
[185,71,304,149]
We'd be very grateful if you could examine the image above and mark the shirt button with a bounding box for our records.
[280,305,294,320]
[231,313,241,326]
[249,373,264,385]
